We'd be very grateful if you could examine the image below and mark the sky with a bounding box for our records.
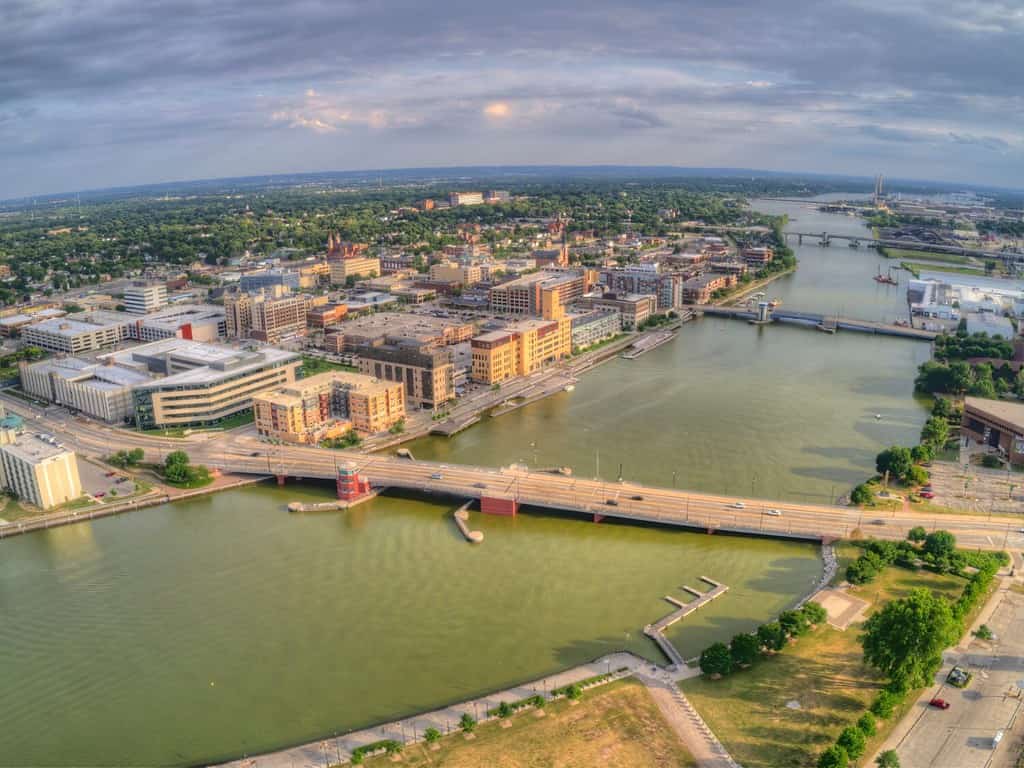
[3,0,1024,199]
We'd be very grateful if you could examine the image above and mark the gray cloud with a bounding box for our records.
[2,0,1023,197]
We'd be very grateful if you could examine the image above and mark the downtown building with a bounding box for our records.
[470,315,572,385]
[602,264,687,310]
[356,339,455,409]
[0,435,82,509]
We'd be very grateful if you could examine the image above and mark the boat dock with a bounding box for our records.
[644,577,729,668]
[452,501,483,543]
[620,313,692,360]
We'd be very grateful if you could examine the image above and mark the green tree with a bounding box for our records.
[729,632,760,667]
[459,713,476,733]
[497,700,513,718]
[949,361,973,394]
[923,530,956,560]
[424,727,441,744]
[931,397,952,419]
[837,725,866,759]
[908,526,927,542]
[876,446,913,481]
[911,443,934,464]
[857,711,877,736]
[920,417,949,447]
[164,450,191,483]
[127,447,145,465]
[876,750,901,768]
[566,683,583,700]
[385,741,403,756]
[850,483,873,506]
[817,745,849,768]
[906,465,929,486]
[862,588,960,688]
[699,642,733,676]
[870,690,901,718]
[801,601,828,625]
[756,622,786,652]
[778,609,810,637]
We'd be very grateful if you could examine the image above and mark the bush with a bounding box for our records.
[837,725,866,759]
[870,690,901,719]
[699,642,733,676]
[817,744,849,768]
[424,727,441,743]
[850,483,873,506]
[566,683,583,700]
[496,700,513,718]
[857,711,877,737]
[981,454,1003,469]
[876,750,901,768]
[459,713,476,733]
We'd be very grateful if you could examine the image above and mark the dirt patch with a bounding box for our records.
[815,588,870,630]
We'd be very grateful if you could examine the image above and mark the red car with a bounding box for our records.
[929,698,950,709]
[920,491,935,499]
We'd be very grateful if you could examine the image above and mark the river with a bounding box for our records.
[0,194,924,766]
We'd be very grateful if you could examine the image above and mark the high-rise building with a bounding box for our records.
[0,435,82,509]
[123,282,168,314]
[224,292,311,342]
[488,271,585,315]
[356,340,454,409]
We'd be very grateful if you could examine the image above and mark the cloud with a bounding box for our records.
[1,0,1023,197]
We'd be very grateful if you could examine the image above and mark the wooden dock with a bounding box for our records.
[453,501,483,543]
[644,577,729,668]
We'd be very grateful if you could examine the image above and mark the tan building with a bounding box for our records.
[224,292,311,342]
[0,435,82,509]
[574,293,656,330]
[253,371,404,442]
[356,341,454,409]
[470,317,572,384]
[489,270,585,315]
[429,261,482,286]
[682,274,736,304]
[329,256,381,285]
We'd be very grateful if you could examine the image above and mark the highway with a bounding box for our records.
[3,392,1022,551]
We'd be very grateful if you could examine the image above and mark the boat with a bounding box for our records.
[768,298,781,309]
[873,267,898,285]
[564,384,575,392]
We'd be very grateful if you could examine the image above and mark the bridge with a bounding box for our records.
[785,231,1024,263]
[699,306,938,340]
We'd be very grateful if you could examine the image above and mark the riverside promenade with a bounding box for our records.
[215,652,650,768]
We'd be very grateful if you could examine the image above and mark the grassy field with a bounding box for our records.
[884,248,971,264]
[905,261,987,276]
[682,547,965,768]
[301,355,358,376]
[359,679,695,768]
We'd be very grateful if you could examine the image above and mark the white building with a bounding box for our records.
[135,304,226,342]
[20,357,154,423]
[21,311,135,354]
[965,311,1015,339]
[0,435,82,509]
[123,283,168,314]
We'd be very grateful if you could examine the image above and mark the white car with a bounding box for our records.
[766,509,782,517]
[729,502,745,510]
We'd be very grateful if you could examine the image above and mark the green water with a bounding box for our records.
[0,484,818,766]
[404,197,932,503]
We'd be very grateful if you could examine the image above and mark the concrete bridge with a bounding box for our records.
[699,306,938,340]
[786,231,1024,263]
[211,446,1022,552]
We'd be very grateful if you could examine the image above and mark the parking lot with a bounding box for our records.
[927,458,1024,517]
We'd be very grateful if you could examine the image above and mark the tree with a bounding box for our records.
[949,361,973,394]
[923,530,956,560]
[566,683,583,700]
[837,725,866,759]
[905,465,929,487]
[164,450,191,483]
[850,483,873,506]
[908,526,927,542]
[801,601,828,625]
[876,446,913,482]
[857,711,877,737]
[699,642,733,676]
[817,745,849,768]
[920,417,949,448]
[730,632,760,667]
[127,447,144,465]
[424,727,441,744]
[757,622,786,652]
[911,443,934,464]
[497,700,513,718]
[876,750,900,768]
[931,397,952,419]
[779,609,810,637]
[862,588,960,688]
[870,690,900,718]
[459,713,476,733]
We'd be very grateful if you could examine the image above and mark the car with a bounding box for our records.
[920,491,935,499]
[871,519,885,525]
[249,451,261,457]
[430,472,443,480]
[729,502,745,509]
[630,494,644,501]
[94,492,106,498]
[606,499,619,506]
[766,509,782,516]
[929,698,950,710]
[105,471,116,477]
[472,482,487,489]
[116,477,128,483]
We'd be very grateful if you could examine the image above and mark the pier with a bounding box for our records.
[453,501,484,543]
[644,577,729,668]
[620,313,691,360]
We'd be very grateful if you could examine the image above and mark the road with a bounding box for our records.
[5,392,1022,551]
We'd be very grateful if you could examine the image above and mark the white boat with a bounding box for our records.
[564,384,575,392]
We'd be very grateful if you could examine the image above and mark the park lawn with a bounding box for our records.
[884,248,971,264]
[905,261,987,277]
[361,679,695,768]
[682,550,966,768]
[301,355,358,376]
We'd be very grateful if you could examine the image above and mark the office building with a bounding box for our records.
[356,340,454,409]
[489,271,586,315]
[574,293,656,330]
[20,357,154,423]
[125,339,301,429]
[239,269,302,293]
[307,304,348,329]
[484,190,511,203]
[22,310,135,354]
[448,191,485,207]
[0,435,82,509]
[429,261,482,286]
[254,371,405,443]
[123,282,168,314]
[224,292,311,342]
[135,304,226,342]
[470,317,572,385]
[327,312,475,353]
[328,256,381,285]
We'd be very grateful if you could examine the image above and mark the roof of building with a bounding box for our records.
[964,396,1024,430]
[2,434,73,463]
[25,310,134,337]
[106,338,299,388]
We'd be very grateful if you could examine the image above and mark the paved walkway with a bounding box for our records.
[216,652,651,768]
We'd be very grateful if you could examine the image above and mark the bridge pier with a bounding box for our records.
[593,512,604,523]
[480,496,517,516]
[276,474,286,486]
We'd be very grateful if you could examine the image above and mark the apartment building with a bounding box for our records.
[356,340,454,409]
[488,271,585,315]
[682,274,736,304]
[574,293,656,330]
[126,339,301,429]
[569,309,621,350]
[224,292,311,342]
[123,282,168,314]
[328,256,381,285]
[254,371,405,443]
[0,435,82,509]
[742,247,774,267]
[602,264,686,310]
[470,317,572,385]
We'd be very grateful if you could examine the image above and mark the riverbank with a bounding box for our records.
[718,265,797,307]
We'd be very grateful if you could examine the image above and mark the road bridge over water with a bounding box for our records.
[700,306,937,341]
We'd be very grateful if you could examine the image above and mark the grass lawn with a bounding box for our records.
[884,248,971,264]
[301,355,358,376]
[905,261,987,277]
[359,679,695,768]
[682,548,965,768]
